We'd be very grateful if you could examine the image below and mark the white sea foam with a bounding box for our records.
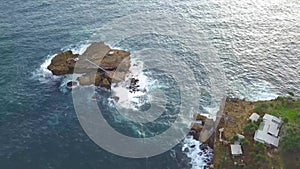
[111,59,154,111]
[110,59,215,169]
[230,80,279,101]
[36,43,214,168]
[247,80,279,101]
[63,43,90,55]
[33,43,91,84]
[31,53,60,83]
[182,136,213,169]
[59,74,83,93]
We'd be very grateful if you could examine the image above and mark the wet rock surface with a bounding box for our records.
[47,42,130,89]
[128,78,141,93]
[66,81,78,88]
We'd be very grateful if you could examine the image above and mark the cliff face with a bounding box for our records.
[189,113,215,148]
[47,42,130,89]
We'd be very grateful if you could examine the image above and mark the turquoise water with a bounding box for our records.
[0,0,299,169]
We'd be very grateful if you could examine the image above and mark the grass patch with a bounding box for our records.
[253,97,300,168]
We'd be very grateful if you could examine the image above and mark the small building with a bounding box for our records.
[254,130,280,147]
[254,114,282,147]
[263,114,282,125]
[249,113,260,122]
[230,144,243,156]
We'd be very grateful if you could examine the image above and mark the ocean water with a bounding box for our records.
[0,0,299,169]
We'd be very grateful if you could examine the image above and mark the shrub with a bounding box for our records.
[288,91,295,96]
[243,123,258,135]
[255,154,267,162]
[283,117,289,123]
[254,104,269,113]
[241,138,250,148]
[231,135,239,142]
[256,117,263,125]
[250,152,256,159]
[254,142,266,153]
[281,134,300,152]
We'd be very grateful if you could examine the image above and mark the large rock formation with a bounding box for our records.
[47,42,130,89]
[47,51,79,75]
[190,113,215,148]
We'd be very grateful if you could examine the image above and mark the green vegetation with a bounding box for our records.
[231,135,239,142]
[240,138,250,149]
[253,96,300,124]
[247,142,268,167]
[254,142,266,154]
[283,117,289,123]
[249,152,267,165]
[282,134,300,152]
[253,97,300,168]
[243,122,258,135]
[254,103,269,113]
[254,97,300,147]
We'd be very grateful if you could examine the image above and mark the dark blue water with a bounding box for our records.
[1,0,299,169]
[0,1,182,169]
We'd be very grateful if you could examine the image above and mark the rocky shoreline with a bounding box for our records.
[47,42,131,89]
[48,42,250,169]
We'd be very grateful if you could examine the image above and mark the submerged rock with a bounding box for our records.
[129,78,143,93]
[47,42,131,89]
[67,81,78,88]
[111,96,120,102]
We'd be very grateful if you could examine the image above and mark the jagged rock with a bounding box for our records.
[101,78,111,89]
[131,78,139,85]
[100,50,130,70]
[107,71,127,83]
[67,81,78,88]
[191,123,203,140]
[111,96,120,102]
[194,113,207,121]
[81,42,110,60]
[47,51,79,75]
[78,74,94,86]
[192,123,204,132]
[129,78,142,93]
[78,72,103,86]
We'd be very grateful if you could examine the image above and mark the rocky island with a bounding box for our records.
[47,42,131,89]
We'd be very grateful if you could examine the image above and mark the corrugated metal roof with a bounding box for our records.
[254,130,280,147]
[263,114,282,124]
[262,114,281,137]
[254,114,282,147]
[266,121,280,136]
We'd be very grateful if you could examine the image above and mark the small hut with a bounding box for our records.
[230,144,243,156]
[249,113,260,122]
